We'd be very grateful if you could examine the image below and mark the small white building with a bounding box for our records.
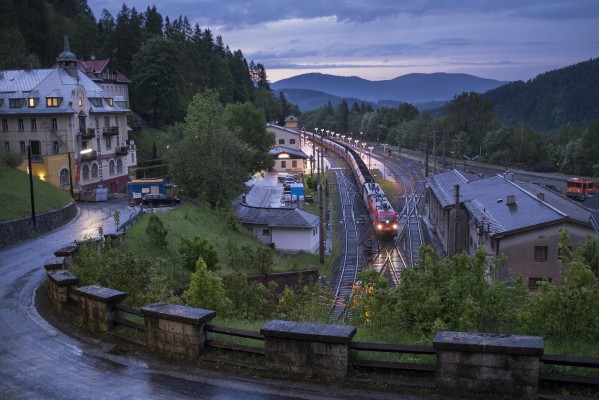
[234,201,319,254]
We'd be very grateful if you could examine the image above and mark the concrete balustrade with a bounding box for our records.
[54,245,79,267]
[433,331,544,397]
[75,285,127,332]
[260,320,357,379]
[142,302,216,359]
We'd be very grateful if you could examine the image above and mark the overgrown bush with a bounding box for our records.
[0,150,23,168]
[145,211,168,247]
[178,235,219,271]
[71,241,176,307]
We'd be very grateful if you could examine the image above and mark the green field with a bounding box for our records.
[0,166,72,222]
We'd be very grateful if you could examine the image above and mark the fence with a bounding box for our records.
[44,245,599,397]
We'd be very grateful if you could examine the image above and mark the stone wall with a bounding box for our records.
[433,331,544,397]
[0,202,77,248]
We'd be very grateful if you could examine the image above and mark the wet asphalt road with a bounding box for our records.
[0,199,455,400]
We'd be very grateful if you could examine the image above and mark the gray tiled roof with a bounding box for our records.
[429,170,591,237]
[235,202,318,228]
[0,68,128,115]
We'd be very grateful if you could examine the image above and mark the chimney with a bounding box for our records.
[453,184,460,207]
[537,192,545,201]
[506,194,516,205]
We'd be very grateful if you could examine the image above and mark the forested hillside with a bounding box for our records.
[0,0,294,127]
[484,58,599,131]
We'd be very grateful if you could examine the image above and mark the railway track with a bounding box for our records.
[327,157,366,321]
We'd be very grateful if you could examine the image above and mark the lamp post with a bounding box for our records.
[354,139,359,147]
[312,127,318,177]
[382,143,388,179]
[341,135,345,143]
[336,133,340,141]
[361,142,366,158]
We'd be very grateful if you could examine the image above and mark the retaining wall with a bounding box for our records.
[0,202,77,248]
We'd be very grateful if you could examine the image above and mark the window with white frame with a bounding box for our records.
[116,158,123,173]
[59,168,70,185]
[91,163,98,178]
[30,119,37,131]
[109,160,115,175]
[105,136,112,149]
[82,164,90,180]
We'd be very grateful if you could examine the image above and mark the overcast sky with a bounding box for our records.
[88,0,599,83]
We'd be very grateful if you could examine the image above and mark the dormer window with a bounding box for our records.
[46,97,61,107]
[28,98,38,107]
[9,98,25,108]
[89,98,102,107]
[105,98,113,106]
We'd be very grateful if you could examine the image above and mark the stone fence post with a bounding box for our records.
[75,285,127,332]
[260,320,357,379]
[47,270,79,310]
[141,302,216,359]
[54,245,79,267]
[433,331,544,397]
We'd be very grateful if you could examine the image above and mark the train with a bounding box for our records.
[566,177,597,201]
[310,133,398,238]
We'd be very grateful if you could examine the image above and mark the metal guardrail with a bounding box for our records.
[540,354,599,386]
[205,324,265,355]
[349,342,437,373]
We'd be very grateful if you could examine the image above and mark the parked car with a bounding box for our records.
[141,193,181,207]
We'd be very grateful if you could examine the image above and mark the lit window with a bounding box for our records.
[46,97,61,107]
[78,99,83,106]
[28,98,37,107]
[106,98,113,106]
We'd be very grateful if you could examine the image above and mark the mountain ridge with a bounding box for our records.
[272,72,509,111]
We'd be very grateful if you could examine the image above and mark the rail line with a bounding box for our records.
[327,157,364,321]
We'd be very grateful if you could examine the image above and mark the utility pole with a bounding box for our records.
[432,130,436,175]
[319,130,325,264]
[27,145,37,228]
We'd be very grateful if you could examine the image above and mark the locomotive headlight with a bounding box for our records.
[377,224,383,230]
[393,224,397,229]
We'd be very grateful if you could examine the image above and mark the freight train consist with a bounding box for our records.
[313,134,398,238]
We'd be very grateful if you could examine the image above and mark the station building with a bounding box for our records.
[0,37,136,195]
[427,170,597,287]
[266,116,308,175]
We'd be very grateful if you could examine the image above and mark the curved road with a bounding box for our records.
[0,199,452,400]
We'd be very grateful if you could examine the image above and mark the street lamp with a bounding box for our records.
[341,135,345,143]
[354,139,359,147]
[361,142,366,158]
[336,133,340,140]
[382,143,388,179]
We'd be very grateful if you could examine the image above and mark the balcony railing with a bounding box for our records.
[102,126,119,136]
[80,150,98,161]
[115,146,129,156]
[80,128,96,139]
